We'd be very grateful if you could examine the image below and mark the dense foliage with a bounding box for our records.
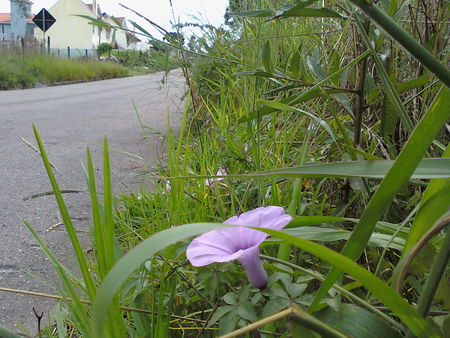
[4,0,449,337]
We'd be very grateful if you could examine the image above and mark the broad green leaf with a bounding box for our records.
[311,85,450,311]
[207,305,234,327]
[0,326,21,338]
[307,47,326,81]
[289,44,302,78]
[257,158,450,179]
[223,292,238,305]
[288,216,348,227]
[262,41,273,73]
[316,304,401,338]
[403,143,450,254]
[256,227,439,337]
[92,222,230,336]
[381,95,399,137]
[268,226,405,250]
[238,301,257,322]
[397,75,427,93]
[0,325,22,338]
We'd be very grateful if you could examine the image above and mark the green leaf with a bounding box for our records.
[223,292,238,305]
[307,47,326,80]
[229,10,273,17]
[316,304,401,338]
[256,227,439,337]
[33,126,96,300]
[207,305,234,327]
[273,7,346,19]
[76,15,111,27]
[288,216,348,227]
[262,298,290,317]
[311,85,450,311]
[92,222,229,336]
[129,20,153,38]
[241,50,370,123]
[271,1,345,20]
[268,227,405,250]
[403,143,450,254]
[238,301,257,322]
[0,326,22,338]
[257,158,450,179]
[262,41,273,73]
[259,100,337,141]
[381,95,399,137]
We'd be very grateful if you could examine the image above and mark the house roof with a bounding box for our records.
[113,17,125,25]
[126,32,141,42]
[0,13,35,23]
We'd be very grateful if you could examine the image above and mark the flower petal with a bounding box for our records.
[186,206,292,267]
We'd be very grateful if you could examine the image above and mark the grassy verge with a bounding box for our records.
[101,49,182,75]
[0,52,129,89]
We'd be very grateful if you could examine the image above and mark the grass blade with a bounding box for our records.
[403,143,450,254]
[92,222,230,336]
[309,85,450,310]
[86,147,107,279]
[33,125,96,300]
[257,227,439,337]
[102,138,115,271]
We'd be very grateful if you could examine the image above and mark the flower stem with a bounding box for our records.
[240,255,268,289]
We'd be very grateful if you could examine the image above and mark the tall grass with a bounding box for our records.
[0,51,128,89]
[2,0,449,336]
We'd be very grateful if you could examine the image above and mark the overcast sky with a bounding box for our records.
[0,0,229,38]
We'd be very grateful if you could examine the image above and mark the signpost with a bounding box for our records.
[32,9,56,52]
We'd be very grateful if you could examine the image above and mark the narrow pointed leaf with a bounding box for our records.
[92,222,229,336]
[311,85,450,310]
[256,228,439,337]
[33,125,96,300]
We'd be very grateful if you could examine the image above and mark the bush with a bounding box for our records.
[97,42,113,56]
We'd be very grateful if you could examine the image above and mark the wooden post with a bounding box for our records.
[67,46,70,59]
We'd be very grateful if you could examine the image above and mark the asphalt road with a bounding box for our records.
[0,70,185,333]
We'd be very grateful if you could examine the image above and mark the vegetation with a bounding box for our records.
[103,48,182,73]
[2,0,449,337]
[0,50,128,89]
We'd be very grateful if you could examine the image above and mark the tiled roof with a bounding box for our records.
[114,17,125,25]
[0,13,35,23]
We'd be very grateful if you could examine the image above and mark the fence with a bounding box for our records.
[0,37,97,59]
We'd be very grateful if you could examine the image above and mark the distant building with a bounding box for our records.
[33,0,140,50]
[0,0,35,41]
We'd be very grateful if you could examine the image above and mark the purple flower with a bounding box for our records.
[186,206,292,289]
[205,169,227,187]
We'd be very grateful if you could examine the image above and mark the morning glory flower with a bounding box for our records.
[186,206,292,289]
[205,169,227,187]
